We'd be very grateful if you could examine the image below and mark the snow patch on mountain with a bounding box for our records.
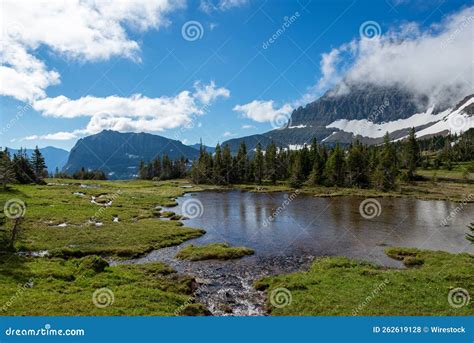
[413,97,474,138]
[288,124,308,129]
[325,106,452,139]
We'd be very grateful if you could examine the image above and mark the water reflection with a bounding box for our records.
[175,191,474,266]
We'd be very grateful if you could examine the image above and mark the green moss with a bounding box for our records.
[0,255,204,316]
[161,211,175,218]
[176,243,254,261]
[256,248,474,316]
[0,180,205,258]
[78,255,109,274]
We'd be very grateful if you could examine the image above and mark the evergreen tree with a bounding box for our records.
[277,147,290,180]
[323,144,345,187]
[253,143,264,184]
[30,146,47,180]
[161,155,173,180]
[347,140,369,187]
[404,128,420,181]
[191,142,209,183]
[265,142,278,184]
[12,149,36,184]
[440,139,454,170]
[0,150,15,190]
[152,158,162,179]
[222,144,233,183]
[236,141,248,183]
[212,144,225,184]
[289,152,304,188]
[373,133,399,191]
[300,144,312,178]
[308,144,325,186]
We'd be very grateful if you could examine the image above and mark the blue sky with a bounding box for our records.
[1,0,471,150]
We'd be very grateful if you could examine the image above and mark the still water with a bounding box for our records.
[177,190,473,265]
[123,190,473,315]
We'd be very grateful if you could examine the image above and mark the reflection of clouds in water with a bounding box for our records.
[181,191,474,261]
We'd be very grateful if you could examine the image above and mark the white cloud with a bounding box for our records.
[241,124,255,129]
[29,82,230,140]
[0,0,184,102]
[199,0,248,13]
[223,131,235,137]
[233,100,293,123]
[316,6,474,106]
[22,131,78,141]
[193,80,230,104]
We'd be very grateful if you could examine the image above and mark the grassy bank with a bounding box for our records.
[0,254,208,316]
[0,179,207,257]
[176,243,254,261]
[255,248,474,316]
[0,179,215,315]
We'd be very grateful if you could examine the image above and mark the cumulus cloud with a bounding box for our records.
[316,6,474,106]
[0,0,184,102]
[28,81,230,140]
[233,100,292,123]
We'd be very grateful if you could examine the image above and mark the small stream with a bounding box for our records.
[113,190,474,316]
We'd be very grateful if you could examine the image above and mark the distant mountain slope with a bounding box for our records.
[223,83,473,151]
[188,143,216,153]
[8,146,69,173]
[63,130,199,179]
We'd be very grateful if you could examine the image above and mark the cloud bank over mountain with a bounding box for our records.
[318,6,474,106]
